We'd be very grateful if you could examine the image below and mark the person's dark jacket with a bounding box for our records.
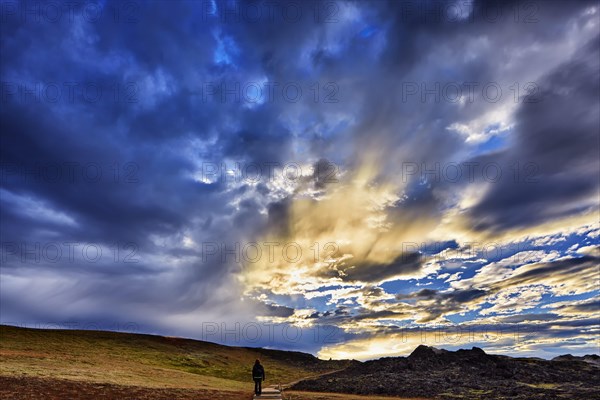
[252,363,265,380]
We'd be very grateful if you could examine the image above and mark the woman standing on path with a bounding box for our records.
[252,359,265,395]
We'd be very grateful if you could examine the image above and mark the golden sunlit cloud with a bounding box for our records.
[240,158,441,296]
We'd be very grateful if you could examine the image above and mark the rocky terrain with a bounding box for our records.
[291,345,600,399]
[2,325,598,399]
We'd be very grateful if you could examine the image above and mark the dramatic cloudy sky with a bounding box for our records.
[1,0,599,360]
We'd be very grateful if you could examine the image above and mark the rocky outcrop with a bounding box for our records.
[291,346,600,399]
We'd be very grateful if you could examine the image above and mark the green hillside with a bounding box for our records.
[0,324,349,392]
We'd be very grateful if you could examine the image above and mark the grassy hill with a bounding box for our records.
[1,325,483,399]
[0,324,351,391]
[2,324,417,399]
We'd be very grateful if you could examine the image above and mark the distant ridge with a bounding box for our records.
[552,353,600,366]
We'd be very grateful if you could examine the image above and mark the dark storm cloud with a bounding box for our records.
[2,0,395,347]
[302,306,411,325]
[386,255,600,323]
[393,287,488,323]
[468,254,600,297]
[1,0,599,356]
[468,34,600,231]
[397,288,487,303]
[246,0,600,249]
[0,0,298,332]
[249,300,295,318]
[265,198,291,237]
[496,313,559,324]
[337,252,423,283]
[329,0,600,237]
[0,0,324,250]
[312,158,339,190]
[551,298,600,315]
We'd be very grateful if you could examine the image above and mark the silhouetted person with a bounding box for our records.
[252,359,265,395]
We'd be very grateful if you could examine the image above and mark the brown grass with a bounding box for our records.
[0,375,251,400]
[0,325,424,399]
[0,324,338,390]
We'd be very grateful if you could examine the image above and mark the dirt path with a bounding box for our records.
[280,368,346,390]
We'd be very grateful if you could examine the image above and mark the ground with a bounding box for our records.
[0,376,426,400]
[0,325,420,400]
